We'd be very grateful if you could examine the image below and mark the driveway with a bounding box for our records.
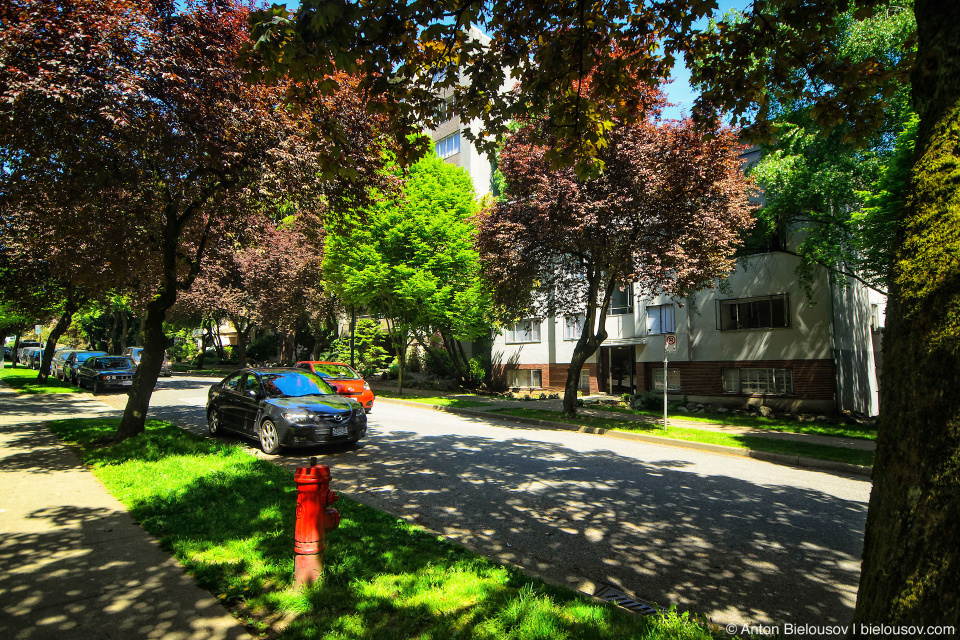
[96,376,872,629]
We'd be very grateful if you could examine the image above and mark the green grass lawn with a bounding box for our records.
[49,418,730,640]
[488,408,874,467]
[377,390,491,409]
[0,365,78,394]
[591,404,877,441]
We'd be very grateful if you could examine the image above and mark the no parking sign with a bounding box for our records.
[664,334,677,352]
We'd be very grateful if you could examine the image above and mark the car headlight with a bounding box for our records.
[282,412,312,423]
[363,381,370,391]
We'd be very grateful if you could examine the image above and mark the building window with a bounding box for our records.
[652,368,681,392]
[646,304,675,334]
[508,369,542,388]
[718,294,789,331]
[722,368,793,395]
[871,304,884,331]
[609,283,634,315]
[564,315,584,341]
[435,132,460,158]
[505,320,541,344]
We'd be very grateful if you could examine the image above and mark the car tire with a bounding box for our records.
[207,409,220,436]
[92,379,100,394]
[258,419,282,455]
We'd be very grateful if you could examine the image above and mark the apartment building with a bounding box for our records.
[491,251,884,416]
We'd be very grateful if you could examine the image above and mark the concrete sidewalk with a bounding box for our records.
[0,387,253,640]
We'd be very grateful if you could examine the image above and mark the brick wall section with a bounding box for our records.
[638,359,836,400]
[505,359,834,400]
[548,363,599,394]
[503,363,601,393]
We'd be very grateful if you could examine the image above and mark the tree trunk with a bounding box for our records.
[852,2,960,627]
[119,313,131,353]
[196,321,210,370]
[36,308,75,382]
[231,316,251,368]
[115,296,170,441]
[108,310,119,355]
[212,320,225,360]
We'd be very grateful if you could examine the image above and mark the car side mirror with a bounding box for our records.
[245,389,259,399]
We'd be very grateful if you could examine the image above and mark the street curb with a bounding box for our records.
[378,397,873,478]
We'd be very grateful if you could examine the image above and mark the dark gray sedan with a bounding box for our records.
[206,368,367,454]
[77,356,137,393]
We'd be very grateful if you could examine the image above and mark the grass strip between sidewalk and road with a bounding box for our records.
[376,390,491,409]
[48,417,730,640]
[0,365,77,394]
[590,404,877,441]
[485,408,874,467]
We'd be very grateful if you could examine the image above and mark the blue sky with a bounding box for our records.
[660,0,752,120]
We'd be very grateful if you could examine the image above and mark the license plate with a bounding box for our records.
[332,426,348,437]
[121,380,132,386]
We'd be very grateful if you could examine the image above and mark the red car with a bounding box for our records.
[295,361,375,413]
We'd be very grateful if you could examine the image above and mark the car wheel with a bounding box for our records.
[207,409,220,436]
[258,419,281,455]
[92,379,100,394]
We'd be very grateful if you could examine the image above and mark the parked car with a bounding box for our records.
[122,347,144,365]
[64,351,108,385]
[77,356,137,393]
[294,361,375,413]
[206,367,367,454]
[122,347,174,376]
[23,347,42,369]
[51,350,82,380]
[15,341,41,364]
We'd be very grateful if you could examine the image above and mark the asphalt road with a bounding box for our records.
[98,375,872,630]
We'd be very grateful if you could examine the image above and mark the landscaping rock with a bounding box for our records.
[715,407,729,414]
[759,406,774,418]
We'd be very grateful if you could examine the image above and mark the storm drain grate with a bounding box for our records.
[593,585,659,616]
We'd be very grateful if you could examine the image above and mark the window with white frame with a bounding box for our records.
[609,283,634,315]
[564,315,584,340]
[435,132,461,158]
[508,369,542,388]
[646,304,675,334]
[718,294,789,331]
[505,320,541,344]
[722,368,793,395]
[871,304,884,331]
[652,368,681,391]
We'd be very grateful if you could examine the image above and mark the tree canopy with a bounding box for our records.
[477,117,755,415]
[324,153,490,392]
[0,0,397,439]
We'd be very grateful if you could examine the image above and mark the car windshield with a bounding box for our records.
[76,352,107,363]
[311,364,360,379]
[259,371,334,398]
[93,357,134,369]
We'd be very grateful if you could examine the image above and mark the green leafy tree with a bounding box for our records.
[853,113,920,291]
[325,154,491,393]
[740,4,916,295]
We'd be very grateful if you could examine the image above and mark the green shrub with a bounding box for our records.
[247,333,279,363]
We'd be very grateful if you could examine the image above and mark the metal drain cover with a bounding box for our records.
[593,585,659,616]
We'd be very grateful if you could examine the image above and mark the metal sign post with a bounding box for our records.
[663,334,677,430]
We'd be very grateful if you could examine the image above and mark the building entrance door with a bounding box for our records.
[602,346,635,395]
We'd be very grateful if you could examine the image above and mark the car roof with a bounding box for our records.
[296,361,354,366]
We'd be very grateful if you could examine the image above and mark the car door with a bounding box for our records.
[237,373,263,435]
[216,372,245,432]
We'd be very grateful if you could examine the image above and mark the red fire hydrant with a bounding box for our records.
[294,458,340,586]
